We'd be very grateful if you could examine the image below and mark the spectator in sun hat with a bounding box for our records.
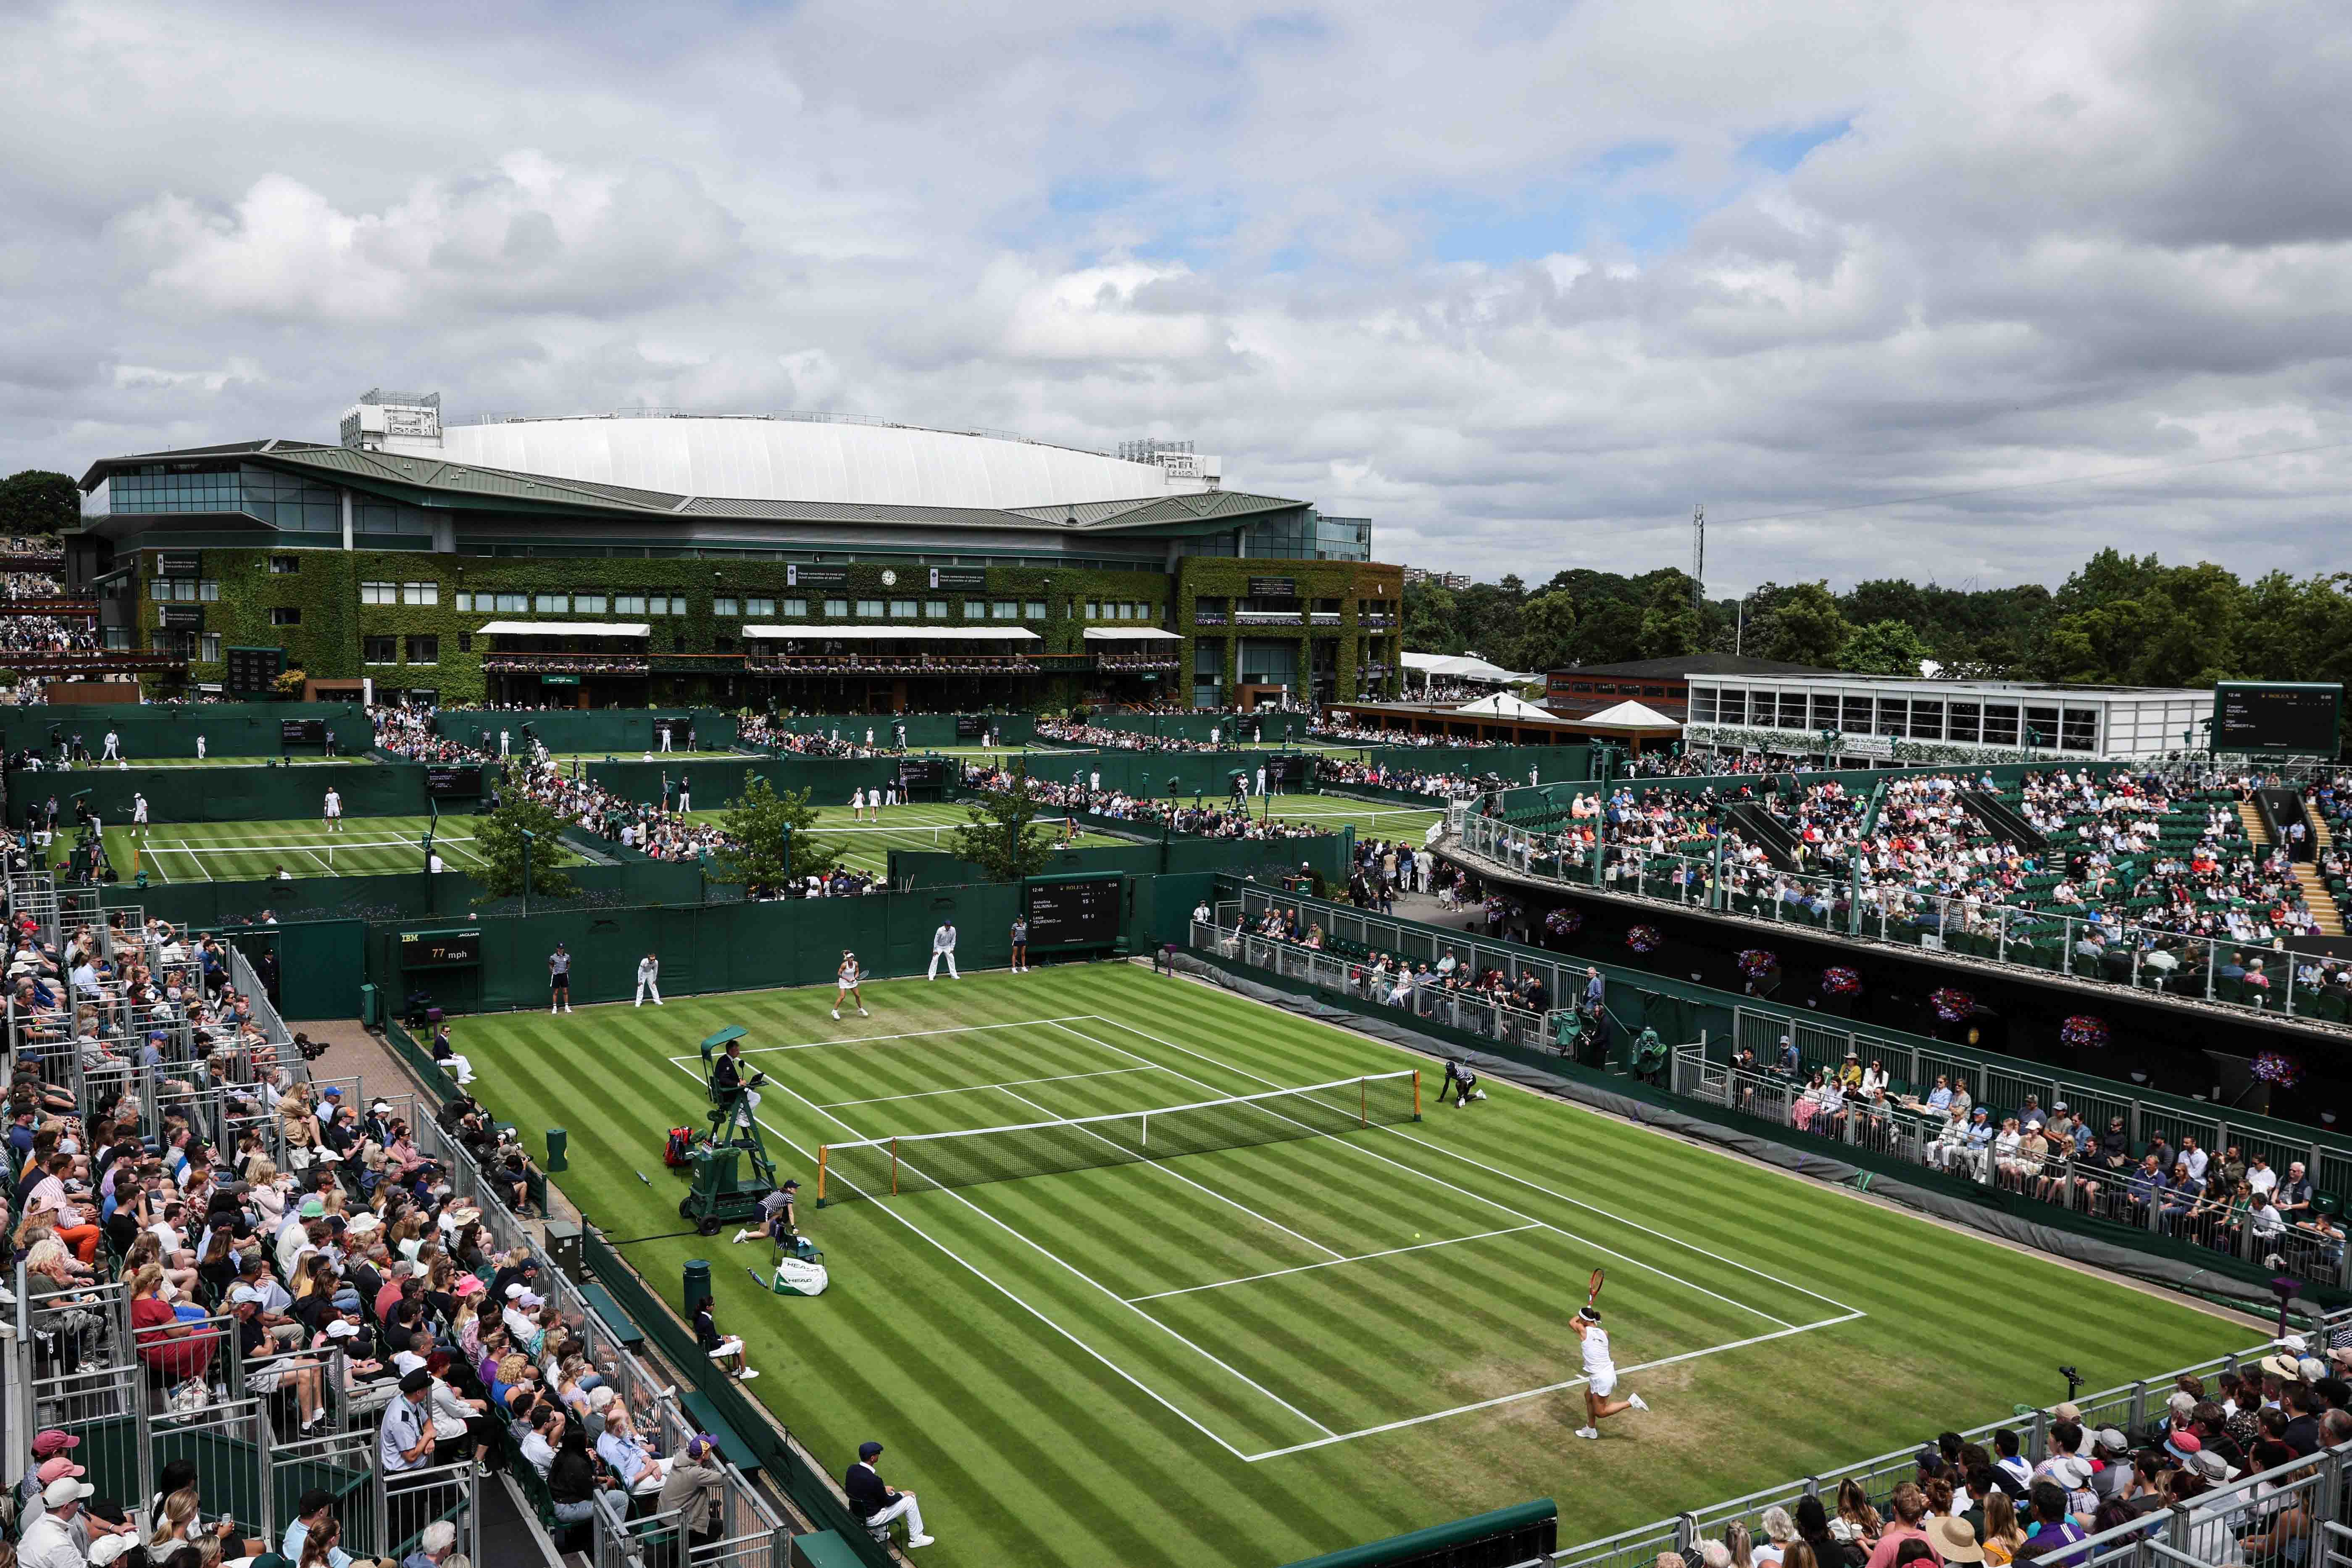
[21,1472,97,1568]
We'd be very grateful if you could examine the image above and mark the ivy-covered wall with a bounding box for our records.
[141,547,1402,706]
[1173,557,1404,704]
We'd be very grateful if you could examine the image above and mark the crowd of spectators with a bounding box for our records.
[0,617,103,657]
[956,764,1334,841]
[739,717,903,759]
[1033,720,1222,752]
[1248,902,1552,1016]
[370,706,496,767]
[4,571,73,598]
[1308,718,1497,746]
[1315,757,1509,801]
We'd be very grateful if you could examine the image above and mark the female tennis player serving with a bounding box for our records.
[1572,1270,1648,1439]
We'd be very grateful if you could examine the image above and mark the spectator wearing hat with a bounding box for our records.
[660,1435,730,1550]
[23,1472,98,1568]
[1926,1518,1982,1568]
[21,1431,79,1511]
[845,1442,933,1550]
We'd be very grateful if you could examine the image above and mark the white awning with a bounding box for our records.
[742,624,1041,643]
[1452,692,1555,719]
[475,620,651,637]
[1402,651,1536,683]
[1580,699,1682,729]
[1081,626,1183,642]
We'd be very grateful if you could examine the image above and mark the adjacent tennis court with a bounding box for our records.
[688,800,1139,876]
[66,814,569,882]
[1256,791,1447,841]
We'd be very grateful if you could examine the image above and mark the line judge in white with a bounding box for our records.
[1571,1306,1648,1440]
[635,952,663,1007]
[927,921,959,981]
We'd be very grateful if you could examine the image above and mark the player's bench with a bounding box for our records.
[678,1391,763,1482]
[579,1281,646,1352]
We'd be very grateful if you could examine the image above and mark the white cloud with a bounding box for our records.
[0,0,2346,592]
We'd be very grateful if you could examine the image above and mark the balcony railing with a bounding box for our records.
[1096,654,1182,671]
[649,653,747,673]
[1308,612,1342,626]
[1193,611,1230,625]
[0,651,186,674]
[1234,611,1302,625]
[482,652,650,674]
[1359,613,1396,629]
[0,600,96,617]
[748,652,1043,674]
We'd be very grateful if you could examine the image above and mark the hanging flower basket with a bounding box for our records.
[1930,987,1976,1023]
[2252,1051,2304,1089]
[1821,966,1862,997]
[2058,1015,2108,1050]
[1736,949,1779,979]
[1625,923,1664,955]
[1544,908,1584,938]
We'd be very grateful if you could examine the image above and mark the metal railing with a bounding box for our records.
[1455,813,2352,1029]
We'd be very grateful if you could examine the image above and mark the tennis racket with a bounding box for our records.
[1586,1267,1606,1307]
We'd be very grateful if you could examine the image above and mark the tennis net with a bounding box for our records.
[816,1070,1420,1202]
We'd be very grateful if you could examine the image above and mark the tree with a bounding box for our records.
[0,471,79,536]
[1636,577,1702,658]
[1494,590,1578,674]
[1758,582,1850,667]
[1401,581,1461,653]
[710,776,836,895]
[470,791,580,902]
[949,767,1061,883]
[1839,619,1932,676]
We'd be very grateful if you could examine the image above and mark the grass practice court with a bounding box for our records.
[690,800,1137,875]
[453,963,2247,1568]
[63,814,577,881]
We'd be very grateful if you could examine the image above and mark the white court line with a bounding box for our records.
[179,839,211,881]
[1240,1310,1868,1462]
[1052,1018,1800,1332]
[658,1056,1264,1461]
[666,1016,1100,1064]
[1126,1223,1541,1304]
[297,847,333,875]
[1077,1012,1863,1317]
[989,1084,1347,1263]
[772,1067,1340,1439]
[821,1065,1164,1109]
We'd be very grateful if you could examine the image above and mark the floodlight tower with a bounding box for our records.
[1691,504,1705,616]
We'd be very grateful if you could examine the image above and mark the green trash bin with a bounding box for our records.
[545,1127,568,1172]
[683,1258,712,1312]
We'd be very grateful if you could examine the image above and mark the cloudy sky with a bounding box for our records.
[4,0,2347,592]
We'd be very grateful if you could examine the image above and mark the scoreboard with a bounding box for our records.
[897,757,950,790]
[1024,874,1125,949]
[280,719,327,745]
[425,765,484,797]
[2214,683,2342,756]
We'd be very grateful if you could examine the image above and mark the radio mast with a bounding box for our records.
[1690,504,1705,615]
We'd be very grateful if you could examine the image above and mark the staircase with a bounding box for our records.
[1723,800,1804,873]
[1963,790,2048,852]
[2238,798,2347,935]
[2301,803,2348,934]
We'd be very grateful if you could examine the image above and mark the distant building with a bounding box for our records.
[1544,654,1832,723]
[1402,566,1474,591]
[1686,671,2211,764]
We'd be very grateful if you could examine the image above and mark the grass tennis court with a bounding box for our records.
[689,800,1138,876]
[1258,791,1445,841]
[64,813,576,882]
[39,754,370,769]
[453,963,2246,1568]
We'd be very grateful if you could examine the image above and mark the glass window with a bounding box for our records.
[407,634,438,664]
[363,635,397,663]
[198,633,221,661]
[991,601,1019,620]
[713,597,740,618]
[1688,685,1717,723]
[1085,601,1100,619]
[889,600,917,618]
[1982,704,2020,745]
[923,600,947,618]
[1026,602,1047,619]
[199,579,220,602]
[534,594,568,613]
[2060,708,2097,752]
[401,582,438,606]
[1910,699,1944,739]
[1842,695,1872,734]
[855,599,885,617]
[823,599,848,618]
[781,599,806,618]
[2025,706,2061,750]
[453,592,472,611]
[1778,691,1807,728]
[1875,697,1907,737]
[745,598,776,617]
[613,595,647,615]
[1717,688,1746,725]
[575,594,608,614]
[1947,701,1980,743]
[964,601,987,619]
[268,555,300,574]
[271,606,301,626]
[494,593,527,613]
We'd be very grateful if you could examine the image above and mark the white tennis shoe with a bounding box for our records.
[1629,1393,1650,1411]
[1574,1426,1599,1439]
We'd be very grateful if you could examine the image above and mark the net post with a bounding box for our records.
[1413,1070,1422,1121]
[816,1145,829,1207]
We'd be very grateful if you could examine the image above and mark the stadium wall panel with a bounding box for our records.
[0,701,375,760]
